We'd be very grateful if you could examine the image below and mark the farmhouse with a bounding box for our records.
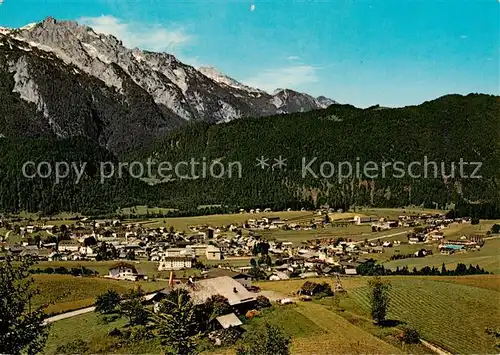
[203,268,253,288]
[439,244,465,254]
[263,216,281,224]
[269,271,290,281]
[107,262,145,281]
[188,276,256,311]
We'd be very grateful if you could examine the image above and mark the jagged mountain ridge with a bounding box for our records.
[0,17,336,153]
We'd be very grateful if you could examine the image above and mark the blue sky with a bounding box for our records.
[0,0,498,107]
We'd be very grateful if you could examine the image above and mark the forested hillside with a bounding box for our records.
[0,137,154,214]
[0,94,498,215]
[130,93,500,211]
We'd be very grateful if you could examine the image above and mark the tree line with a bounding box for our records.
[357,260,489,276]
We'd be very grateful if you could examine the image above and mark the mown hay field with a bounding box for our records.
[346,278,500,354]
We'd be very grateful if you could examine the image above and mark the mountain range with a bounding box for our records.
[0,17,498,216]
[0,17,335,153]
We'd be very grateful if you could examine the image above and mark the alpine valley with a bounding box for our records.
[0,17,499,216]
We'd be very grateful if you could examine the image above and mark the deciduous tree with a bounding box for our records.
[0,256,48,354]
[368,276,391,324]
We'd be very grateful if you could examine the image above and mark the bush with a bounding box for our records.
[399,327,420,344]
[255,295,272,309]
[128,325,154,343]
[210,328,242,346]
[95,290,121,314]
[108,328,122,337]
[236,323,291,355]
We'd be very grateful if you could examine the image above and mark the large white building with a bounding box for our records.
[158,256,192,271]
[163,248,194,258]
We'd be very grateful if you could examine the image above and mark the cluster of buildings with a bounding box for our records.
[0,210,481,280]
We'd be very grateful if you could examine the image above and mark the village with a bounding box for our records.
[1,206,499,355]
[0,207,488,283]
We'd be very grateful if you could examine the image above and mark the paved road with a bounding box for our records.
[357,230,408,244]
[43,306,96,324]
[43,291,160,324]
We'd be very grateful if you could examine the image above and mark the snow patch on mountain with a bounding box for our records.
[3,17,337,125]
[198,66,265,94]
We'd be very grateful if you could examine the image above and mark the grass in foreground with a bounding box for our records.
[346,278,500,354]
[291,302,402,354]
[45,301,400,355]
[257,275,500,354]
[44,311,164,355]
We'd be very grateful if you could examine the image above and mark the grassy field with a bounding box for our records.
[44,311,163,355]
[256,276,366,295]
[383,237,500,274]
[440,220,500,239]
[258,225,413,245]
[430,274,500,292]
[353,207,445,220]
[119,205,177,216]
[32,274,169,314]
[346,278,500,354]
[290,302,403,354]
[257,275,500,354]
[140,211,315,231]
[33,260,200,279]
[203,257,254,267]
[44,298,401,355]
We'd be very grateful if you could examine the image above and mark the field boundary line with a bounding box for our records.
[420,339,452,355]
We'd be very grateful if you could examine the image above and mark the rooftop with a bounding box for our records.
[189,276,256,306]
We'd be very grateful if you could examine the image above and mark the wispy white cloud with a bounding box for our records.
[79,15,193,54]
[0,0,4,5]
[242,65,320,93]
[286,55,301,61]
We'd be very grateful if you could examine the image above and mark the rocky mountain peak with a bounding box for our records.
[0,17,337,152]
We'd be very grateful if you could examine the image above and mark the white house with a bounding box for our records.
[107,262,145,281]
[269,271,290,281]
[205,245,222,260]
